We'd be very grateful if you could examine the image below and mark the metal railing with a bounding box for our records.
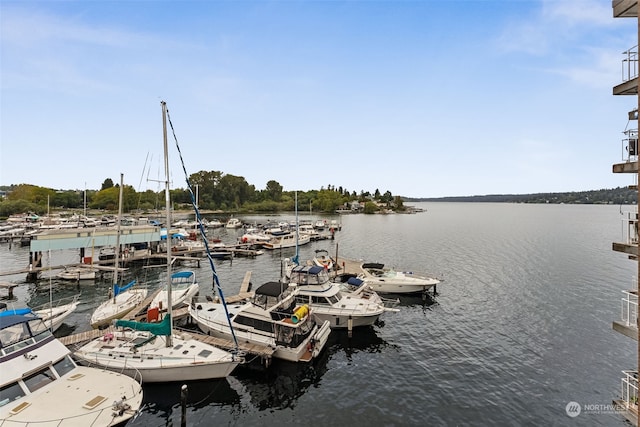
[621,289,638,327]
[622,129,638,162]
[621,370,639,410]
[620,210,638,245]
[622,46,638,83]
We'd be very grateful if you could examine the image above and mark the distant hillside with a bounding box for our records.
[404,187,637,204]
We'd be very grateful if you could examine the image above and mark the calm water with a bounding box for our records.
[0,202,636,426]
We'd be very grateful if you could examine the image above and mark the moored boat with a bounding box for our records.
[0,313,143,426]
[189,281,331,362]
[358,262,441,294]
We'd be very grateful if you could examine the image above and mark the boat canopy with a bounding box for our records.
[115,313,171,336]
[255,281,288,297]
[114,279,136,297]
[362,263,385,269]
[0,307,33,318]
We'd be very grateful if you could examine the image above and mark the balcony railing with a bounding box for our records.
[622,46,639,83]
[623,129,639,162]
[619,211,639,245]
[621,370,639,412]
[621,289,638,327]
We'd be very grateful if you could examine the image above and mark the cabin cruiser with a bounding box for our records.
[189,282,331,362]
[358,262,441,294]
[0,313,143,426]
[287,265,392,329]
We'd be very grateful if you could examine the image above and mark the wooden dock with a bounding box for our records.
[222,271,254,304]
[59,326,116,346]
[56,268,277,361]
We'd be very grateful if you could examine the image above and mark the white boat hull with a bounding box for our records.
[90,289,148,329]
[190,302,331,363]
[74,329,241,382]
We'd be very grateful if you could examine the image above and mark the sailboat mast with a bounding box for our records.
[162,101,173,347]
[113,173,124,304]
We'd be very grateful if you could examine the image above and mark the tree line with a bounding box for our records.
[0,170,405,217]
[406,187,638,204]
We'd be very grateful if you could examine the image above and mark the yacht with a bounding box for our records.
[287,265,389,329]
[0,313,143,426]
[358,262,441,294]
[189,281,332,362]
[261,232,311,250]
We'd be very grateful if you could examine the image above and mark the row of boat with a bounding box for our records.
[0,101,439,426]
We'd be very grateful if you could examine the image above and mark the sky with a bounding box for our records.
[0,0,637,198]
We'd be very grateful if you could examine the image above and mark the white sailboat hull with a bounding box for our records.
[74,329,241,383]
[90,289,148,329]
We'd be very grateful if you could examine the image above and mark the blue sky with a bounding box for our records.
[0,0,636,198]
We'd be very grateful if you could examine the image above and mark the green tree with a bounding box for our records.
[101,178,114,190]
[265,180,283,202]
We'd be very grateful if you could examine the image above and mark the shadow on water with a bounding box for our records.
[395,292,439,308]
[232,350,331,411]
[137,378,241,425]
[326,326,396,359]
[229,326,391,413]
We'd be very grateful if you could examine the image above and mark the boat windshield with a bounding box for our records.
[0,318,50,351]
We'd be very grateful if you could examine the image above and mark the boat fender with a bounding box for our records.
[291,304,310,323]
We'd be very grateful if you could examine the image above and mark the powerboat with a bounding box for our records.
[287,265,389,329]
[261,232,310,250]
[57,266,96,281]
[0,313,143,426]
[358,262,441,294]
[189,281,332,362]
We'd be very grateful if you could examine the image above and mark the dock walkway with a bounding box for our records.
[59,270,275,361]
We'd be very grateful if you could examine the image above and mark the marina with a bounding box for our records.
[0,203,635,426]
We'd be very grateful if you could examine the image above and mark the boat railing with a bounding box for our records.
[32,293,81,312]
[622,128,638,162]
[621,290,638,328]
[621,370,639,412]
[621,45,638,83]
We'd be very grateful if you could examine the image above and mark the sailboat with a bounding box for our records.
[89,174,147,329]
[73,101,242,382]
[148,270,199,312]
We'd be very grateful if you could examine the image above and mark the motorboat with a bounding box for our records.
[0,313,143,426]
[358,262,441,294]
[149,270,200,311]
[189,281,332,362]
[74,102,242,383]
[225,218,243,228]
[57,266,96,281]
[312,249,336,271]
[287,265,389,329]
[90,280,148,329]
[261,232,311,250]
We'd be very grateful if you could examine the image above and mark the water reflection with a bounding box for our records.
[137,379,241,426]
[327,326,395,360]
[233,351,330,411]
